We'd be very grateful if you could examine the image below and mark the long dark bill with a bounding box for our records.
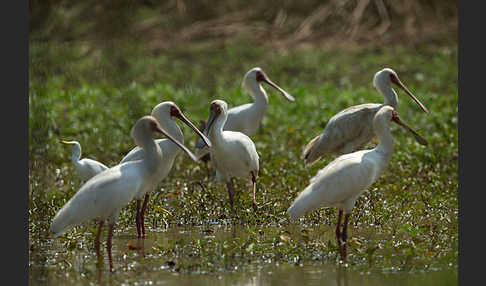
[391,75,429,113]
[392,115,428,146]
[154,125,199,162]
[175,111,212,148]
[261,73,295,102]
[204,109,219,138]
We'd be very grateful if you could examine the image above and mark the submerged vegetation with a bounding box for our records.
[29,0,457,284]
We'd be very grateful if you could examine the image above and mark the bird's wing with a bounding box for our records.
[50,162,143,237]
[315,104,381,153]
[224,131,259,171]
[81,158,109,173]
[288,150,377,219]
[225,103,260,135]
[120,146,144,163]
[120,139,169,163]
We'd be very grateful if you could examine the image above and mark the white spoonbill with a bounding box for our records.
[204,99,260,212]
[119,101,211,238]
[302,68,429,166]
[195,67,294,159]
[61,140,109,182]
[49,116,199,271]
[288,106,427,259]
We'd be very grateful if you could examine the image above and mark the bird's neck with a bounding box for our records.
[162,118,184,156]
[380,86,398,108]
[248,82,269,106]
[71,146,82,164]
[374,123,394,163]
[208,115,227,147]
[140,138,163,172]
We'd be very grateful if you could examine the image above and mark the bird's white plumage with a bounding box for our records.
[288,105,405,220]
[211,130,259,182]
[62,140,109,182]
[302,68,428,165]
[206,100,259,182]
[120,102,186,200]
[50,162,144,237]
[50,116,170,238]
[195,67,293,158]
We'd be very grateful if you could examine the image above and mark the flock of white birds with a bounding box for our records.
[49,67,428,270]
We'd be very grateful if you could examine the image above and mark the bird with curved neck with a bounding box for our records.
[302,68,429,166]
[61,140,109,182]
[120,101,211,238]
[204,99,260,213]
[195,67,293,160]
[50,116,200,271]
[288,105,427,260]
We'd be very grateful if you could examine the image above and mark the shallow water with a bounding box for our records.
[29,224,457,286]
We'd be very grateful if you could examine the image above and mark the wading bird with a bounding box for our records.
[120,101,211,238]
[302,68,428,165]
[50,116,200,271]
[287,106,427,260]
[204,100,259,212]
[195,67,293,160]
[61,140,109,182]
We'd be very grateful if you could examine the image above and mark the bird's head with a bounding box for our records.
[242,67,295,101]
[151,101,211,148]
[60,140,80,152]
[375,106,427,146]
[205,100,228,136]
[130,115,200,162]
[373,68,429,114]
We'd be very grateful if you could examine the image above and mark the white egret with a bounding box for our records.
[195,67,293,159]
[49,116,199,271]
[287,106,427,259]
[61,140,109,182]
[302,68,428,165]
[204,100,260,212]
[119,101,211,238]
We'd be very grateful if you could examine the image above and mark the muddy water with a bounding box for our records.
[29,225,457,286]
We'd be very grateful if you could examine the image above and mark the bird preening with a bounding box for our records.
[50,67,430,269]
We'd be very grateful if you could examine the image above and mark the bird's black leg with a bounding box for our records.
[136,200,142,238]
[251,171,257,211]
[106,222,115,272]
[140,194,150,238]
[226,179,235,215]
[336,209,344,258]
[341,213,351,260]
[95,220,104,263]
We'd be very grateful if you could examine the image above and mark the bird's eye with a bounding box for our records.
[170,106,179,117]
[256,72,264,82]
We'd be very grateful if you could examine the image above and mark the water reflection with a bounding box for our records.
[29,227,457,286]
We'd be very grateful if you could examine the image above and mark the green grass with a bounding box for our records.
[29,41,457,278]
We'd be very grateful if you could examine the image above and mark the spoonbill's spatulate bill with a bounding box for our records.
[195,67,293,160]
[204,99,260,212]
[120,101,211,238]
[49,116,198,271]
[302,68,428,166]
[288,106,427,260]
[61,140,109,182]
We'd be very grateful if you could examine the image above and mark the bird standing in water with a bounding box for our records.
[288,106,427,259]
